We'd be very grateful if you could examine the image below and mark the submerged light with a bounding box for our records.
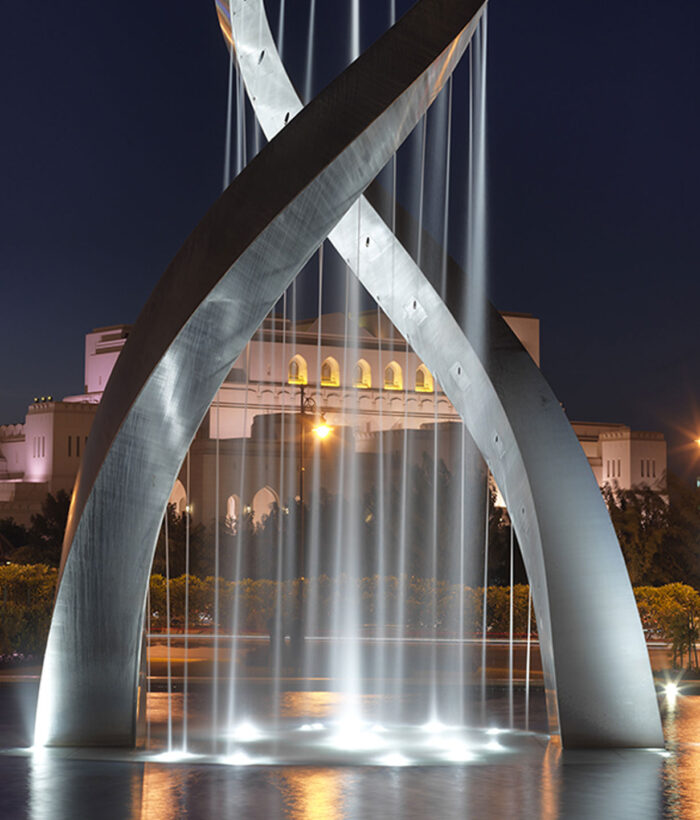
[377,751,411,767]
[232,721,262,743]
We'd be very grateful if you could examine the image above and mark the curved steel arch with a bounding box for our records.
[34,0,484,748]
[35,0,663,749]
[218,0,663,748]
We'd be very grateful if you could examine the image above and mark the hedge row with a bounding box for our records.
[2,565,700,668]
[0,564,56,656]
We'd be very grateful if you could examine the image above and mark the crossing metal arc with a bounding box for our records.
[218,0,663,748]
[34,0,489,748]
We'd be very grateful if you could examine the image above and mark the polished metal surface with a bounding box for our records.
[34,0,485,747]
[217,0,663,748]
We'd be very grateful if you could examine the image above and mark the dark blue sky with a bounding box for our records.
[1,0,699,476]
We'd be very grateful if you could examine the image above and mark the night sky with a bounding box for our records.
[1,0,699,477]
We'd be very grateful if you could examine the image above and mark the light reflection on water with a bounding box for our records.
[541,740,560,820]
[6,681,700,818]
[663,692,700,818]
[271,769,345,820]
[15,738,670,820]
[279,690,354,719]
[139,764,183,820]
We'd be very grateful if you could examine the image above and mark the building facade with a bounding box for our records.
[0,313,666,527]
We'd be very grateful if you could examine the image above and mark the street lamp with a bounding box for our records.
[293,384,332,661]
[313,422,332,440]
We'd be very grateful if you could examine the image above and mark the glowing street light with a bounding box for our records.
[291,384,332,663]
[313,422,332,440]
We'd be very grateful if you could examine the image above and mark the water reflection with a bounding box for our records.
[279,691,352,720]
[18,740,671,820]
[663,692,700,818]
[139,764,183,819]
[272,769,344,820]
[541,739,561,820]
[6,680,697,819]
[29,753,143,820]
[556,749,663,820]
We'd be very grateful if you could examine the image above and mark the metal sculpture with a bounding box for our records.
[217,0,663,750]
[35,0,663,749]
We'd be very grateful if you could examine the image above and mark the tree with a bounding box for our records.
[635,584,700,670]
[8,491,71,567]
[602,483,668,586]
[0,518,28,556]
[152,504,207,578]
[660,474,700,588]
[604,474,700,587]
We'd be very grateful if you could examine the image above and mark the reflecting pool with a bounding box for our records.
[2,677,697,818]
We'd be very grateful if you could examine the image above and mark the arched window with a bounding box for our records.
[353,358,371,389]
[384,361,403,390]
[415,364,434,393]
[252,486,279,526]
[321,356,340,387]
[288,354,308,385]
[168,479,187,515]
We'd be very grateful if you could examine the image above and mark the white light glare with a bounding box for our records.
[30,745,49,762]
[486,727,506,736]
[232,721,263,743]
[225,750,253,766]
[665,682,679,699]
[154,750,197,763]
[422,719,447,734]
[299,721,327,732]
[442,740,474,763]
[377,752,412,767]
[331,722,386,751]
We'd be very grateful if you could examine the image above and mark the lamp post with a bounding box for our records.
[294,384,331,662]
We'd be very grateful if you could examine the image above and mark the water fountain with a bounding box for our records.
[32,0,662,765]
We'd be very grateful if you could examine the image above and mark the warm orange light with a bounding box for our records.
[313,423,332,440]
[695,438,700,447]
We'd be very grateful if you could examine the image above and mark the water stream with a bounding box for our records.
[148,0,513,763]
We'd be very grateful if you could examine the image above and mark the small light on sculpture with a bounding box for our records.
[313,423,332,440]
